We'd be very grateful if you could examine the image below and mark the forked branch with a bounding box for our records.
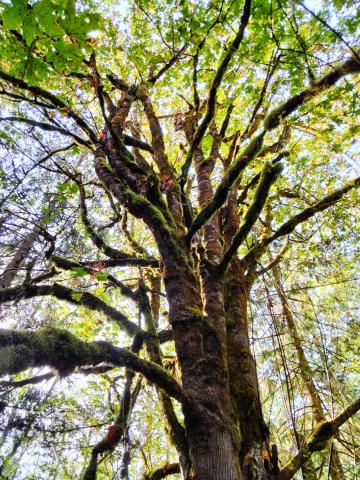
[278,396,360,480]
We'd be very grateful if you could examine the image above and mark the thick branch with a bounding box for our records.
[278,396,360,480]
[123,134,154,153]
[0,283,143,337]
[180,0,251,184]
[188,55,360,240]
[243,176,360,267]
[220,161,283,271]
[81,258,159,268]
[143,463,181,480]
[0,372,54,388]
[264,56,360,131]
[0,328,184,402]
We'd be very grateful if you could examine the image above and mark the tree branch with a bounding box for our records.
[243,176,360,268]
[180,0,252,185]
[81,258,159,268]
[123,134,154,153]
[0,116,91,148]
[148,43,188,85]
[0,328,185,402]
[0,283,143,337]
[298,2,360,62]
[142,463,181,480]
[219,160,283,272]
[0,70,98,144]
[188,55,360,241]
[264,56,360,131]
[51,255,138,301]
[77,182,148,261]
[278,396,360,480]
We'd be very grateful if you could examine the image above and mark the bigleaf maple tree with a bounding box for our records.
[0,1,359,479]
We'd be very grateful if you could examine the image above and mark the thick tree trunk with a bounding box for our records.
[162,251,242,480]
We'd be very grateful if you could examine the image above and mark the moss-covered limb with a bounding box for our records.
[237,152,289,207]
[243,176,360,268]
[123,134,154,153]
[142,463,180,480]
[0,116,91,148]
[78,182,137,260]
[0,372,54,389]
[157,329,173,343]
[0,328,185,401]
[95,153,187,265]
[182,109,223,264]
[51,255,138,301]
[0,282,143,337]
[264,55,360,131]
[219,103,235,138]
[220,161,283,272]
[139,91,185,230]
[180,0,252,185]
[106,73,130,92]
[0,70,98,144]
[81,257,159,268]
[187,132,266,240]
[278,396,360,480]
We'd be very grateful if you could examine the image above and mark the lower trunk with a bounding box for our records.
[162,253,242,479]
[225,258,269,478]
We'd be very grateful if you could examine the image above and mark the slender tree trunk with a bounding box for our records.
[0,225,39,289]
[271,264,346,480]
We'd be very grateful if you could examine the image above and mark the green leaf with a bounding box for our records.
[2,5,23,30]
[71,292,82,302]
[96,271,109,282]
[72,267,87,277]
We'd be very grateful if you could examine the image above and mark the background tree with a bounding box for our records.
[0,0,359,479]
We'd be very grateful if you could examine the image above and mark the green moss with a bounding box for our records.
[0,345,34,375]
[308,421,333,452]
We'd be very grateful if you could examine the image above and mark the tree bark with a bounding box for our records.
[0,225,39,289]
[161,249,241,480]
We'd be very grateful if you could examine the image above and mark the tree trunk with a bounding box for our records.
[225,258,269,479]
[162,250,242,480]
[271,264,346,480]
[0,225,40,289]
